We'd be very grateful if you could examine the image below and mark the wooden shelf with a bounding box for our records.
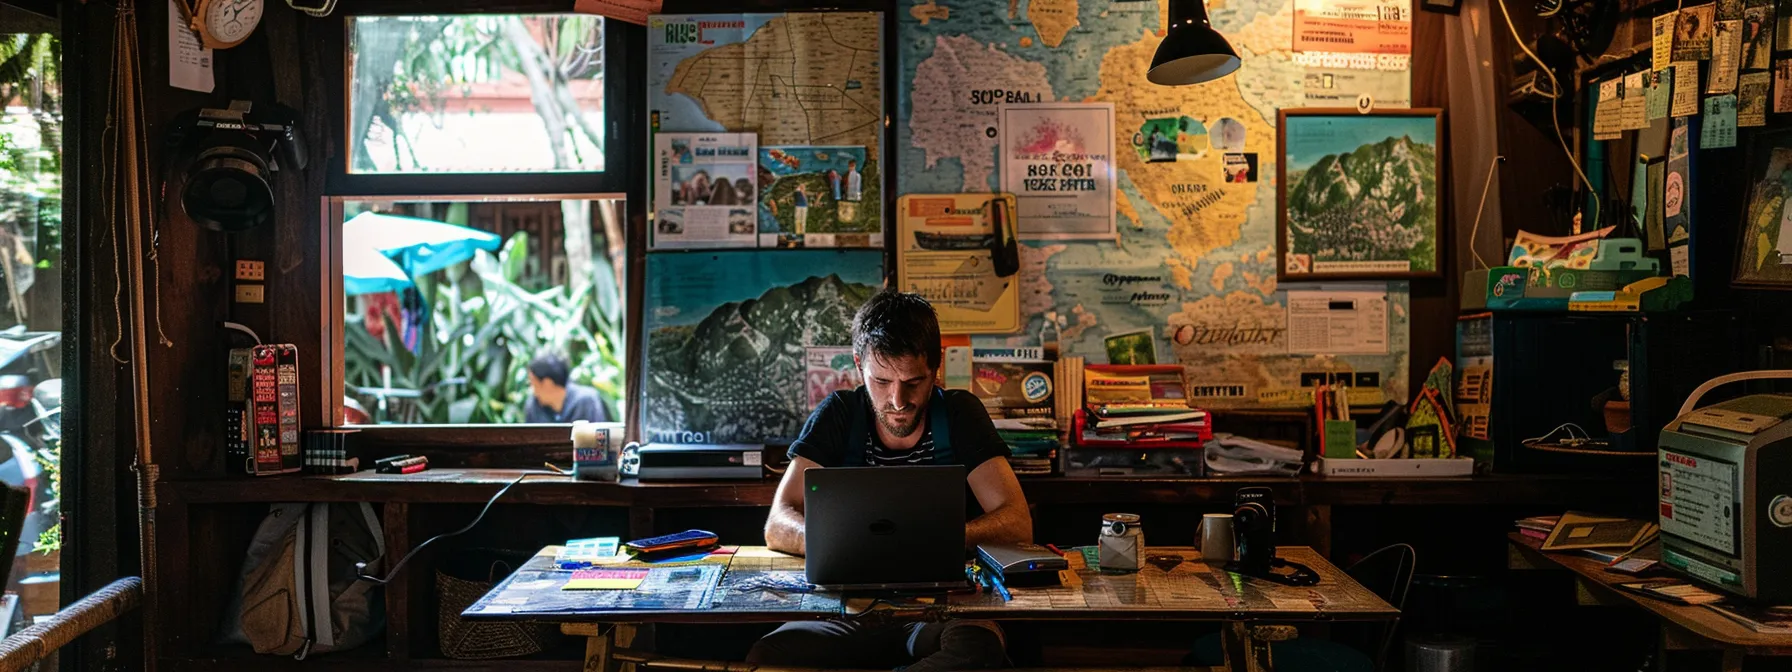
[161,657,582,671]
[158,468,1652,508]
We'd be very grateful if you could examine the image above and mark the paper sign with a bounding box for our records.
[1647,70,1673,120]
[1740,71,1772,126]
[1000,103,1117,240]
[1709,20,1742,93]
[1776,59,1792,113]
[1702,95,1739,148]
[168,0,214,93]
[1673,3,1716,61]
[895,193,1023,334]
[1623,72,1649,129]
[1671,63,1702,116]
[1654,13,1676,71]
[1285,286,1390,356]
[652,133,760,249]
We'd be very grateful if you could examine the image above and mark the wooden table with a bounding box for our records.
[464,545,1397,672]
[1507,533,1792,671]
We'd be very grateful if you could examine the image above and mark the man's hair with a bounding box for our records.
[851,290,941,370]
[528,352,572,387]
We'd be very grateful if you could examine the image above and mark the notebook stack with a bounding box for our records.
[966,348,1060,476]
[1075,365,1212,449]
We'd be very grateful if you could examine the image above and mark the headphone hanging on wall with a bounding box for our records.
[168,100,307,232]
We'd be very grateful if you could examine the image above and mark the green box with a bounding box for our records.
[1322,420,1359,460]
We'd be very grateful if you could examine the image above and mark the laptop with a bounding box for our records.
[804,465,969,590]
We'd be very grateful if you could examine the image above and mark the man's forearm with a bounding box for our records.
[764,505,807,555]
[966,501,1032,548]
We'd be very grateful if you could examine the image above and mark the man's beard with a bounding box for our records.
[876,405,924,439]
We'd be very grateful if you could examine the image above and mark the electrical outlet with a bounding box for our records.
[235,284,265,304]
[235,260,265,281]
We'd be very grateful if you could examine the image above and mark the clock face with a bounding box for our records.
[205,0,263,46]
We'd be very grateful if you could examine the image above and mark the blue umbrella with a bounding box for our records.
[343,242,413,296]
[343,211,503,278]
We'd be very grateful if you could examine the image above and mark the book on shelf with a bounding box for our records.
[1541,512,1658,552]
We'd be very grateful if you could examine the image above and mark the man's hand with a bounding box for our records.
[965,457,1032,548]
[764,455,821,555]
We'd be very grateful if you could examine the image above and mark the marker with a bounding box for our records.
[1045,544,1066,557]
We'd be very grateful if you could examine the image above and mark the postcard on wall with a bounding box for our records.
[1704,94,1740,148]
[1673,3,1717,61]
[804,347,861,409]
[1665,118,1692,248]
[1672,63,1703,116]
[1593,78,1623,140]
[1740,71,1773,125]
[1623,71,1649,130]
[1780,0,1792,51]
[1001,103,1117,240]
[757,146,882,249]
[1278,110,1443,279]
[1744,5,1776,70]
[652,133,759,250]
[1709,20,1743,93]
[895,193,1023,334]
[1776,60,1792,112]
[1285,284,1390,356]
[1654,13,1677,71]
[1648,69,1674,120]
[1292,0,1412,56]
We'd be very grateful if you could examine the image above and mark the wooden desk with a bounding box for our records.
[1507,533,1792,670]
[465,545,1396,672]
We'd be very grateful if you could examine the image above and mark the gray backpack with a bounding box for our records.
[222,502,386,658]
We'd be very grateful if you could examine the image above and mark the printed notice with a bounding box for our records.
[1647,70,1673,120]
[1001,103,1117,240]
[1293,0,1413,55]
[168,0,214,93]
[1709,20,1742,93]
[1285,285,1389,355]
[1702,94,1738,148]
[895,193,1023,334]
[1623,71,1648,130]
[1659,452,1737,555]
[652,133,760,249]
[1594,78,1623,140]
[1671,63,1702,116]
[1740,71,1772,126]
[1655,13,1677,72]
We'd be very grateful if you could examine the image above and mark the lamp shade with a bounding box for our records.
[1148,0,1241,85]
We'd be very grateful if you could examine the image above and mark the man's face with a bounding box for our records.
[858,351,936,439]
[527,372,549,401]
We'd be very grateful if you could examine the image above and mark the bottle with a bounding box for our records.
[571,421,624,482]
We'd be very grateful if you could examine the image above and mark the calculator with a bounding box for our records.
[624,529,719,555]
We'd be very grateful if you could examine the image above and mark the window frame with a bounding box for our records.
[318,6,647,450]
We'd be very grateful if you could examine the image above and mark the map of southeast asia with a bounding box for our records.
[649,13,884,160]
[897,0,1412,407]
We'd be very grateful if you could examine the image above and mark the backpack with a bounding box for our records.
[222,502,386,658]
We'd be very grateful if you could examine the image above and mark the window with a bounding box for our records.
[336,196,626,425]
[347,14,607,174]
[329,11,640,432]
[0,27,63,627]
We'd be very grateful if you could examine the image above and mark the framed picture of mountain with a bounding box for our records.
[642,249,884,445]
[1277,108,1445,280]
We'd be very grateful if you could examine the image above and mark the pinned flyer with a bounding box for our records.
[1000,103,1117,240]
[652,133,759,249]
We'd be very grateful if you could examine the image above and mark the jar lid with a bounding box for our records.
[1102,513,1141,524]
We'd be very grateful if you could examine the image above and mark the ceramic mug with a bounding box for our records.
[1197,513,1235,564]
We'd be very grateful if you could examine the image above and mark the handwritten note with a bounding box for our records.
[1702,95,1738,148]
[167,0,213,93]
[1671,63,1702,117]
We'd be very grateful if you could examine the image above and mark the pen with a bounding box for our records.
[1045,544,1065,557]
[982,568,1012,602]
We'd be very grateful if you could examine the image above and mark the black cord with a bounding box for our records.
[356,472,538,585]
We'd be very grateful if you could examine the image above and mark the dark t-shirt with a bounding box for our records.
[788,387,1011,516]
[525,383,608,423]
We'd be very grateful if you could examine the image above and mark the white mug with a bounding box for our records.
[1197,513,1235,564]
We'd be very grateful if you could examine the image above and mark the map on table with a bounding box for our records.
[896,0,1413,407]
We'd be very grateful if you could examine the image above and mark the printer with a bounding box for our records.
[629,443,765,481]
[1658,372,1792,602]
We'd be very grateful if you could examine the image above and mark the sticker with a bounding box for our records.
[1021,371,1053,403]
[1771,494,1792,527]
[1356,94,1374,113]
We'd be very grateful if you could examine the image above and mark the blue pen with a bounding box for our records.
[984,569,1012,602]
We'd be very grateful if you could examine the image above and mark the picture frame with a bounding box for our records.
[1277,108,1446,281]
[1733,129,1792,289]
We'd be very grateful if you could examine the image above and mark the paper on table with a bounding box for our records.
[1671,63,1702,116]
[1285,285,1389,356]
[1702,95,1739,148]
[168,0,213,93]
[563,568,651,591]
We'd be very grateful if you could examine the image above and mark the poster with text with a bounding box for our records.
[1292,0,1413,108]
[895,193,1023,334]
[652,133,759,249]
[643,249,883,444]
[758,146,882,248]
[1001,103,1117,240]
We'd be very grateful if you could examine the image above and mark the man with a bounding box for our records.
[792,184,810,234]
[524,353,609,423]
[844,158,863,202]
[752,291,1028,671]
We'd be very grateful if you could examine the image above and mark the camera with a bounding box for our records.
[169,100,308,232]
[1227,486,1319,586]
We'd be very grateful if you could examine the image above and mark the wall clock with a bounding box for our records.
[190,0,264,50]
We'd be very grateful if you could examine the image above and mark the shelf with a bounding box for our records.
[159,468,1653,508]
[162,657,583,671]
